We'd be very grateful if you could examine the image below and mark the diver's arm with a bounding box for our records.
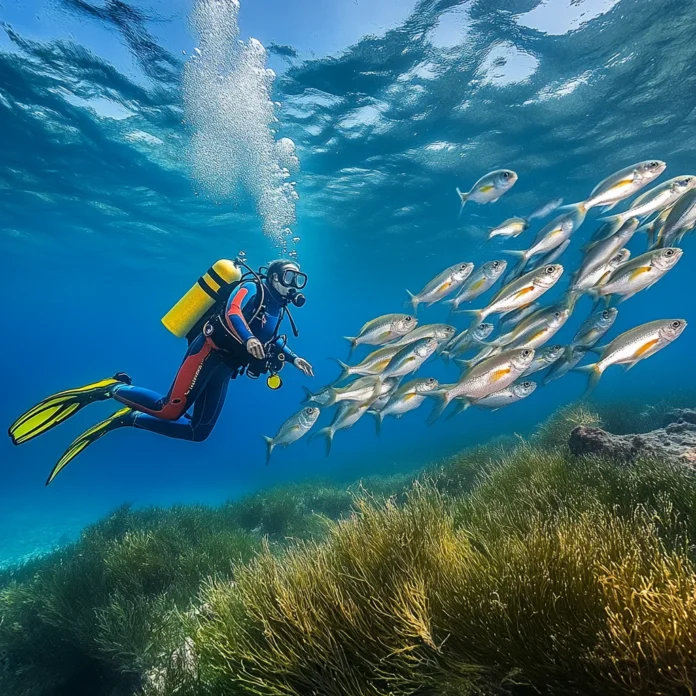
[225,283,264,358]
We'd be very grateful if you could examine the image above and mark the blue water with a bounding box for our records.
[2,0,695,565]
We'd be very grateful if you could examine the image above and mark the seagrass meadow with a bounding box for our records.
[1,400,695,696]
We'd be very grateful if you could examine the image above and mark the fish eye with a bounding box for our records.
[602,310,610,319]
[545,265,555,274]
[523,381,531,388]
[553,345,561,350]
[650,161,660,168]
[665,249,675,256]
[522,349,532,357]
[671,320,682,329]
[406,316,413,322]
[492,261,500,268]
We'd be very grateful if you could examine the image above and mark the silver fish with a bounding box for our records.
[521,345,564,377]
[504,207,586,277]
[463,264,564,327]
[534,239,570,268]
[302,375,381,407]
[499,303,541,331]
[543,345,588,385]
[442,323,495,360]
[488,217,529,240]
[579,160,666,212]
[456,169,518,211]
[263,406,320,464]
[389,323,456,347]
[406,263,474,313]
[310,402,370,456]
[571,308,618,349]
[381,337,439,380]
[370,377,439,433]
[570,247,632,297]
[447,260,507,310]
[658,188,696,247]
[492,302,572,350]
[573,218,640,281]
[528,197,564,220]
[600,175,696,228]
[428,348,535,422]
[474,380,537,411]
[344,313,417,354]
[331,344,403,382]
[488,199,565,241]
[591,247,683,303]
[576,319,687,395]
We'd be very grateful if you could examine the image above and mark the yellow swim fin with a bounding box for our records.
[8,374,131,446]
[46,407,134,486]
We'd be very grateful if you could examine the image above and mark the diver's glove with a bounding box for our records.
[294,357,314,377]
[246,338,265,360]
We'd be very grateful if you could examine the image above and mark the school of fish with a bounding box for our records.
[263,160,689,460]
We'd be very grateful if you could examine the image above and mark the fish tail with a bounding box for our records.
[262,435,275,466]
[596,213,624,232]
[565,289,581,312]
[343,336,358,358]
[501,249,528,279]
[456,187,468,218]
[574,363,603,397]
[368,410,384,436]
[566,201,587,215]
[330,357,351,382]
[427,390,452,425]
[405,289,419,315]
[314,427,334,456]
[300,386,315,404]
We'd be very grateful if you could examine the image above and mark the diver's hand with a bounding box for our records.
[294,357,314,377]
[246,338,265,360]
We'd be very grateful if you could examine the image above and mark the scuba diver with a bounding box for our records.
[8,258,314,485]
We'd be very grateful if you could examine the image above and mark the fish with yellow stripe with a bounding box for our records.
[427,348,535,422]
[446,260,507,311]
[459,264,564,329]
[368,377,439,434]
[331,344,404,383]
[344,313,417,355]
[589,247,682,305]
[456,169,517,214]
[575,319,687,396]
[406,262,473,313]
[573,160,666,213]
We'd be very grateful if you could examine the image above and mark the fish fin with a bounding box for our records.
[330,357,351,383]
[573,362,603,397]
[623,360,640,372]
[446,399,470,419]
[455,309,486,332]
[615,292,637,305]
[456,187,468,218]
[426,390,452,425]
[600,202,619,213]
[262,435,275,466]
[344,336,358,358]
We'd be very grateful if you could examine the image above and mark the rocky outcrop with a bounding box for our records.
[569,409,696,468]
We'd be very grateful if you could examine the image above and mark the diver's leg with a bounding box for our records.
[131,364,230,441]
[112,333,220,420]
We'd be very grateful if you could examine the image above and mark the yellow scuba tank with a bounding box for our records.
[162,259,242,338]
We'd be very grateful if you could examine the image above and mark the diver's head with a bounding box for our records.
[266,259,308,306]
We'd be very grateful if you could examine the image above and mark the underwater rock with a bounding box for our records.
[569,417,696,467]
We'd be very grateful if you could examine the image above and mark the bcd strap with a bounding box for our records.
[197,277,219,300]
[207,266,230,290]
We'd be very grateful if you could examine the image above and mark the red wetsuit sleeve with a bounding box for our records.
[225,282,257,344]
